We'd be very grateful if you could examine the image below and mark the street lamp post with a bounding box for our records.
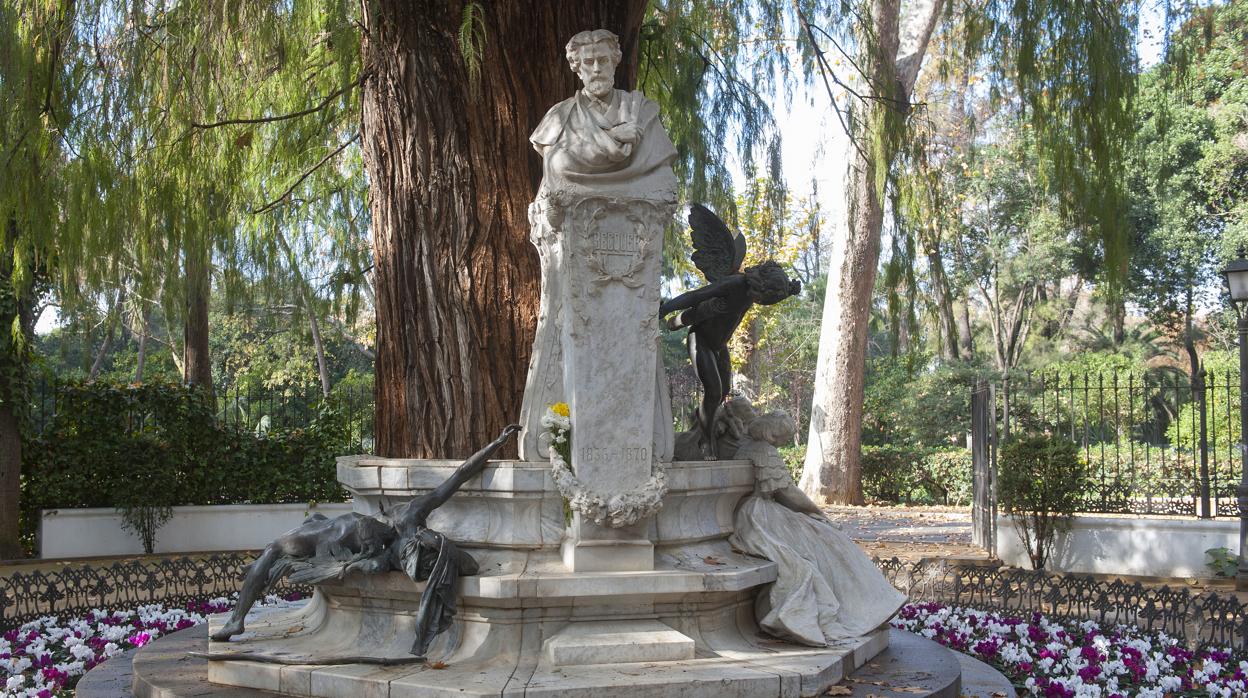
[1221,252,1248,591]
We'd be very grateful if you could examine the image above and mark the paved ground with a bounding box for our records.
[823,505,991,563]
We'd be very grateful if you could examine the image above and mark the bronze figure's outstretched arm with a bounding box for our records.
[659,276,743,317]
[422,424,521,512]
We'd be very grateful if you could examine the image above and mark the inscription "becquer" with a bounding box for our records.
[580,446,649,464]
[592,228,641,254]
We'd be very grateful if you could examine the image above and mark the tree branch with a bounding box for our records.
[190,81,355,129]
[251,133,360,215]
[895,0,945,94]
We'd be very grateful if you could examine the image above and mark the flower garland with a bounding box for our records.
[892,602,1248,698]
[541,403,667,528]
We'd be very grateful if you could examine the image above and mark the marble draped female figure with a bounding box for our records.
[727,405,906,645]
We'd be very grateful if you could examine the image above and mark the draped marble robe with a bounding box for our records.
[518,88,678,462]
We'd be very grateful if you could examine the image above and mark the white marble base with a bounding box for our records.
[204,457,896,697]
[209,603,887,698]
[541,620,694,666]
[560,534,653,572]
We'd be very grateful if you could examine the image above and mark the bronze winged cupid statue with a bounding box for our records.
[659,204,802,460]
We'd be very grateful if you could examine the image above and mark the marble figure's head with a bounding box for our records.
[746,411,796,447]
[566,29,622,100]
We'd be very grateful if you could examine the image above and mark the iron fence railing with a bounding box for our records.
[3,555,1243,651]
[0,553,310,630]
[990,371,1243,518]
[880,558,1248,651]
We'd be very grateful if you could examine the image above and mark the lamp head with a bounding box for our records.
[1222,249,1248,307]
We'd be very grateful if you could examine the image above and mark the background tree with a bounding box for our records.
[800,0,1139,504]
[799,0,945,504]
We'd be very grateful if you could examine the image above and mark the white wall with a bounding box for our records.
[996,514,1240,578]
[39,502,354,559]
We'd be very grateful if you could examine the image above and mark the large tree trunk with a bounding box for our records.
[924,246,959,361]
[0,221,35,559]
[801,0,942,505]
[955,294,974,356]
[800,126,887,505]
[360,1,645,459]
[183,233,213,393]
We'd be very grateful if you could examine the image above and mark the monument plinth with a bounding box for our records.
[554,196,673,572]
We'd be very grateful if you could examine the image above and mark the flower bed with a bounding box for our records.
[4,597,1245,697]
[892,602,1248,697]
[0,594,302,697]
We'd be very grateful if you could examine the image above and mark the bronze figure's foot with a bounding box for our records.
[210,619,244,641]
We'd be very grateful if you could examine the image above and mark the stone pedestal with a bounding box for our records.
[556,197,673,572]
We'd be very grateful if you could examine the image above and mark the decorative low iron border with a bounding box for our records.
[2,554,1244,651]
[877,558,1248,652]
[0,553,309,630]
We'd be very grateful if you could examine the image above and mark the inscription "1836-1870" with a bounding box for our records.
[580,446,649,465]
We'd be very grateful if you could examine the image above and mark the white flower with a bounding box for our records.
[1159,675,1183,692]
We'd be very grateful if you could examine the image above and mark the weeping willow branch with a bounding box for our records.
[251,132,360,215]
[190,80,356,129]
[795,7,869,163]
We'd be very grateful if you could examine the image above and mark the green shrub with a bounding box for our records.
[997,434,1090,569]
[860,446,973,505]
[861,446,926,503]
[1080,442,1200,508]
[1168,350,1240,454]
[20,380,352,554]
[921,449,974,505]
[862,355,986,449]
[777,444,805,482]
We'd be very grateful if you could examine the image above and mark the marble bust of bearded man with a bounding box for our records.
[530,29,677,201]
[516,28,678,463]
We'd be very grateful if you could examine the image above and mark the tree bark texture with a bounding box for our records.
[801,0,943,505]
[955,295,974,356]
[183,233,213,394]
[360,0,646,458]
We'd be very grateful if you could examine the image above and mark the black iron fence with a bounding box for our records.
[0,553,310,630]
[982,370,1243,518]
[3,555,1244,651]
[879,558,1248,652]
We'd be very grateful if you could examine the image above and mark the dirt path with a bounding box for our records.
[825,505,991,563]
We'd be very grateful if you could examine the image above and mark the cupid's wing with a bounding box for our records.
[688,204,747,282]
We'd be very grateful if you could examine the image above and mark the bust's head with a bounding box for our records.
[566,29,622,100]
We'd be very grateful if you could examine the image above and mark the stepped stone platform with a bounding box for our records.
[78,627,1016,698]
[75,457,1022,697]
